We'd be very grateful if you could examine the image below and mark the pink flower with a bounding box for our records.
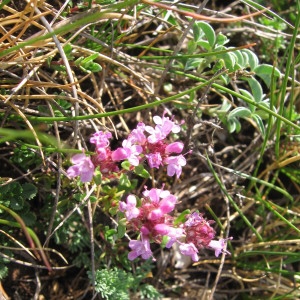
[143,187,170,203]
[145,114,181,143]
[179,243,199,262]
[119,195,140,220]
[128,237,154,260]
[146,152,163,168]
[208,238,232,257]
[154,224,184,248]
[127,122,147,144]
[165,142,184,154]
[90,131,112,149]
[111,139,142,166]
[164,155,186,178]
[67,153,95,183]
[147,193,177,220]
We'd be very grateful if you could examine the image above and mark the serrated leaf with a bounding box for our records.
[21,183,37,200]
[254,64,281,87]
[22,211,37,226]
[10,197,24,210]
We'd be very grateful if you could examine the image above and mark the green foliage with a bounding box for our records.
[11,145,41,170]
[0,182,37,223]
[180,20,283,135]
[92,267,134,300]
[91,264,161,300]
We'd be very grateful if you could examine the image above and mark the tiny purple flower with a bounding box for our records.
[154,224,184,248]
[146,152,163,169]
[164,155,186,178]
[147,193,177,220]
[145,114,181,143]
[143,187,170,203]
[127,122,147,144]
[179,242,199,262]
[90,131,112,148]
[128,237,154,260]
[119,195,140,220]
[67,153,95,183]
[111,139,142,166]
[184,212,205,227]
[208,238,232,257]
[153,115,181,135]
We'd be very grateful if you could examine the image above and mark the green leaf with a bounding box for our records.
[174,209,190,226]
[215,32,229,46]
[239,89,255,112]
[134,164,150,179]
[119,174,131,188]
[252,114,266,136]
[244,77,263,102]
[220,52,236,71]
[241,49,259,70]
[185,58,204,71]
[117,218,127,239]
[121,161,131,170]
[234,50,245,68]
[254,64,281,87]
[197,40,211,51]
[86,62,102,73]
[94,167,102,185]
[21,183,37,200]
[81,53,99,64]
[228,107,252,119]
[195,22,216,48]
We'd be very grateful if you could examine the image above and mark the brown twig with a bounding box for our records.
[142,0,269,23]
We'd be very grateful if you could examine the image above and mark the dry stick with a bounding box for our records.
[142,0,269,23]
[207,155,232,300]
[184,68,226,152]
[143,0,268,94]
[152,0,210,94]
[87,197,96,296]
[34,7,79,149]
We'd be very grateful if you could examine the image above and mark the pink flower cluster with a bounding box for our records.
[120,187,232,262]
[66,112,233,263]
[67,131,119,182]
[67,113,187,182]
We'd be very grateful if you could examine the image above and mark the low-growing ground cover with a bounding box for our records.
[0,0,299,299]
